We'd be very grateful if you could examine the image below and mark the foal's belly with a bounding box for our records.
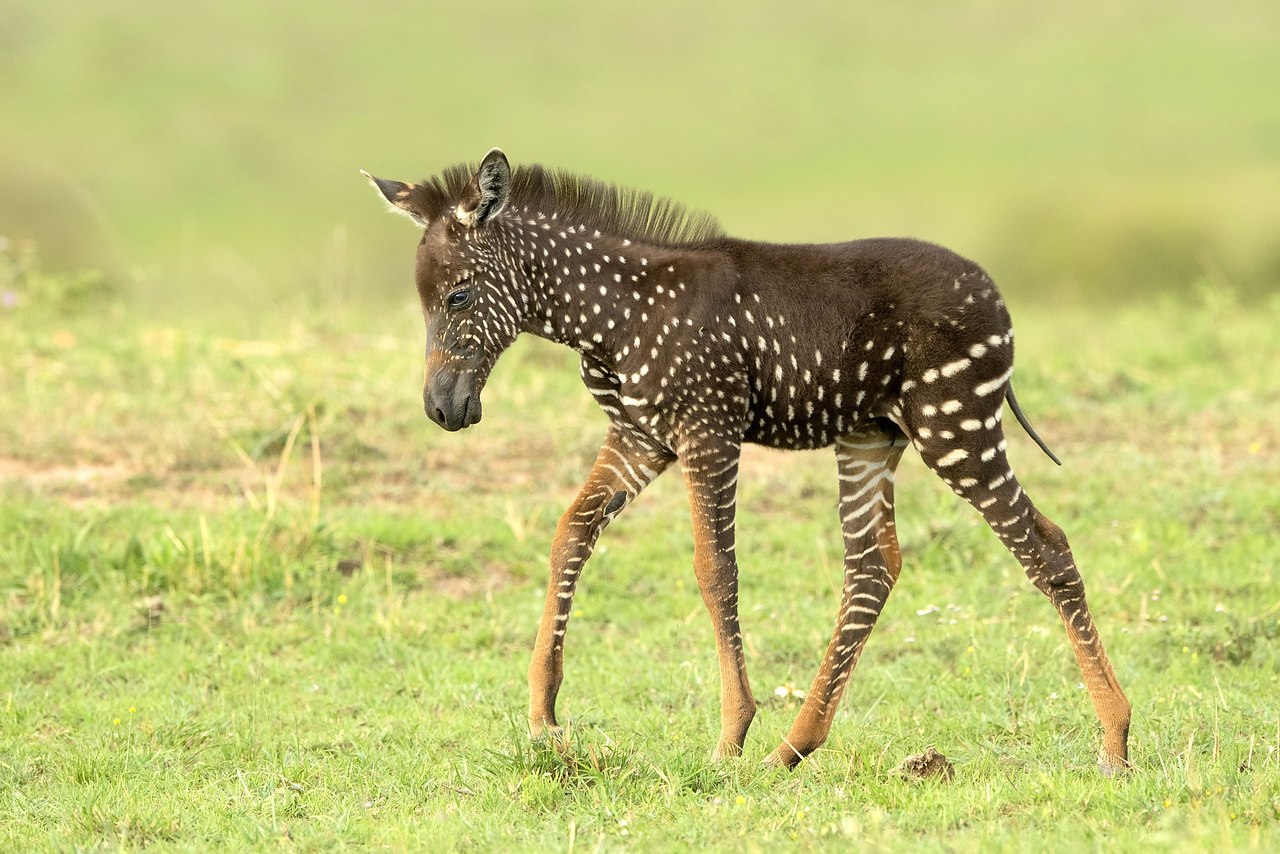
[741,395,883,450]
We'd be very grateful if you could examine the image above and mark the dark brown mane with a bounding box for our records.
[418,162,725,246]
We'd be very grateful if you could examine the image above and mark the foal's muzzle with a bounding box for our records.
[423,370,483,432]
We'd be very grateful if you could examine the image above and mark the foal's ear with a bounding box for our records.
[455,148,511,227]
[360,170,430,228]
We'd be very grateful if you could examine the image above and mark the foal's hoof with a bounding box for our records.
[711,740,744,763]
[1098,758,1131,777]
[1097,747,1131,777]
[760,752,789,771]
[761,744,803,770]
[530,724,569,752]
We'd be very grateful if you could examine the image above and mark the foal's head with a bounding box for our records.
[363,148,520,431]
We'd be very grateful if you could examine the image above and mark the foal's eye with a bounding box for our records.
[447,289,473,309]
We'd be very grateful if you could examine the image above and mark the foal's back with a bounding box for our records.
[699,236,1008,451]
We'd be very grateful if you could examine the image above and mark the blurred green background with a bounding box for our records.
[2,0,1278,312]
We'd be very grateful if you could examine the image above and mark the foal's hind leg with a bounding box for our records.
[913,407,1131,773]
[765,424,909,769]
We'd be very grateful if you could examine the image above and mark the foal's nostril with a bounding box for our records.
[434,407,447,425]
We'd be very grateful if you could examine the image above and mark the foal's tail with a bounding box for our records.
[1006,385,1062,466]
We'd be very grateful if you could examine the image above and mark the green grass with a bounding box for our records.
[3,3,1277,848]
[2,270,1278,850]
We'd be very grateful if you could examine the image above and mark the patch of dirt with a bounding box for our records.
[0,456,134,485]
[0,456,141,508]
[0,455,250,510]
[895,747,955,782]
[431,562,518,600]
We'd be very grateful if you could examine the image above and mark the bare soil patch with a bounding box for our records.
[0,456,134,485]
[0,456,138,507]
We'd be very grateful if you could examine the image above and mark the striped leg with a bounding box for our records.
[528,426,673,739]
[765,425,909,768]
[917,423,1131,773]
[678,433,757,760]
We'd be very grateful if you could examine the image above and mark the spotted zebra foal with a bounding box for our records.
[361,149,1131,773]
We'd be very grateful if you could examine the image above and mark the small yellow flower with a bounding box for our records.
[966,645,976,654]
[1163,799,1172,808]
[129,707,137,714]
[337,594,348,605]
[113,718,121,726]
[573,609,583,618]
[735,795,746,806]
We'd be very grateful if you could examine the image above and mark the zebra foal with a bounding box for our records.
[362,149,1131,773]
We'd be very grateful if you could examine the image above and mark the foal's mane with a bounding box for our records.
[420,162,725,247]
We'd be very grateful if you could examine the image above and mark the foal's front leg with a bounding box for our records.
[528,427,672,739]
[678,432,757,760]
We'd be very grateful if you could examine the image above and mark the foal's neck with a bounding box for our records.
[506,212,710,370]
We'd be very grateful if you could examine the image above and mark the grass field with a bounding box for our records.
[3,1,1279,849]
[2,257,1278,849]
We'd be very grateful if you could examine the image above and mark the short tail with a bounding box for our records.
[1006,384,1062,466]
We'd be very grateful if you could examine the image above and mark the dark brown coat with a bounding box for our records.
[363,149,1130,771]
